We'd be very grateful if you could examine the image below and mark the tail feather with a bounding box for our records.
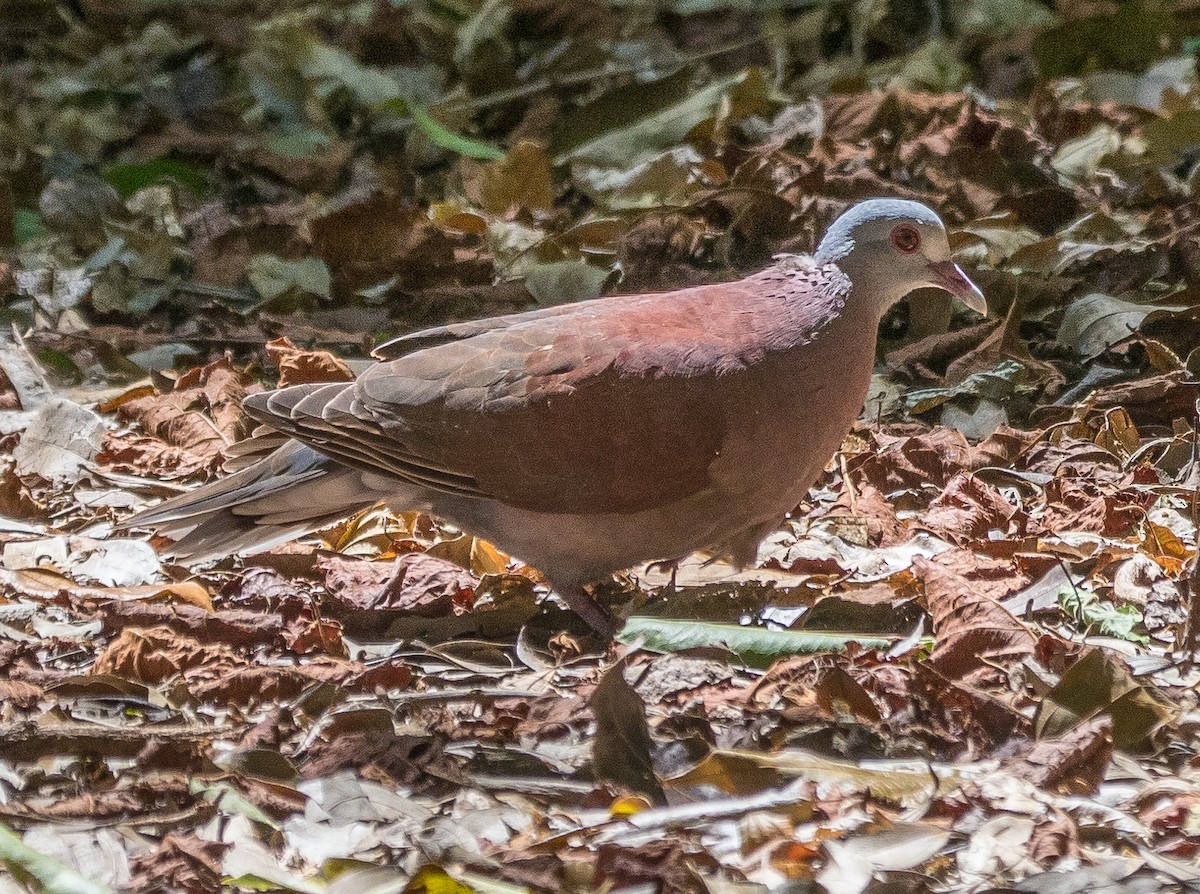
[121,441,386,563]
[221,426,289,472]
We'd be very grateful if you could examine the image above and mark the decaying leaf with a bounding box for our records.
[11,396,105,482]
[591,657,665,804]
[915,556,1037,685]
[1035,649,1175,749]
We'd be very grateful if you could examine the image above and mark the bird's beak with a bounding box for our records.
[927,260,987,315]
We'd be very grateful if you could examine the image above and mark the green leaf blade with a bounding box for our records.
[618,617,895,668]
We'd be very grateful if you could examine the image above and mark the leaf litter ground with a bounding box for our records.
[2,2,1200,892]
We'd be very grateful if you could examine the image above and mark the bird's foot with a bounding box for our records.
[644,557,681,591]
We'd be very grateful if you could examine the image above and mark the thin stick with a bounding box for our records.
[1186,398,1200,664]
[440,34,769,113]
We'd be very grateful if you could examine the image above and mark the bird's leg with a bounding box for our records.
[644,557,682,591]
[556,583,621,638]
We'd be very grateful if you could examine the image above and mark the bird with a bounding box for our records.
[122,198,986,635]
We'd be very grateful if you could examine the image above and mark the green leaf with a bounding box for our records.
[571,146,701,210]
[404,865,481,894]
[957,0,1057,35]
[1059,588,1149,645]
[410,105,505,161]
[306,40,400,106]
[893,38,971,92]
[903,359,1027,414]
[248,254,332,302]
[522,259,611,307]
[268,129,331,159]
[1056,293,1151,360]
[617,617,894,668]
[128,342,199,372]
[1141,109,1200,168]
[455,870,533,894]
[549,70,752,166]
[454,0,511,77]
[379,99,505,161]
[13,208,46,244]
[0,822,115,894]
[104,157,209,198]
[1033,3,1177,78]
[548,69,690,162]
[223,874,322,894]
[190,779,282,829]
[1050,124,1121,181]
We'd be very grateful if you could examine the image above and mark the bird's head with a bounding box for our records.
[815,199,986,316]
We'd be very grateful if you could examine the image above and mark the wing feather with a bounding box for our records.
[244,262,843,515]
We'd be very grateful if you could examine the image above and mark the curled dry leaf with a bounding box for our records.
[11,396,105,482]
[318,553,478,617]
[818,823,952,894]
[126,834,227,894]
[114,357,258,471]
[919,472,1024,544]
[92,626,243,684]
[310,196,456,292]
[1034,648,1175,751]
[97,431,218,480]
[1001,714,1113,793]
[914,554,1037,686]
[590,658,666,805]
[910,662,1031,755]
[264,337,354,388]
[0,458,44,517]
[2,564,212,611]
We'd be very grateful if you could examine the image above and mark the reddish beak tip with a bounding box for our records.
[927,260,987,315]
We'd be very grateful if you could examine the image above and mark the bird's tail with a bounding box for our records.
[119,441,385,563]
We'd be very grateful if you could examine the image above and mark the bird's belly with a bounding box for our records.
[413,342,876,584]
[429,491,743,583]
[422,431,834,585]
[714,364,871,518]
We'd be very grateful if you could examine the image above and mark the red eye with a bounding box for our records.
[890,225,921,253]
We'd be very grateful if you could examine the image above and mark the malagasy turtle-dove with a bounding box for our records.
[123,199,986,634]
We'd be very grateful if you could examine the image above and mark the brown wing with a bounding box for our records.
[245,265,841,515]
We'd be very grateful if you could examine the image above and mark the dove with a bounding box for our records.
[122,198,985,634]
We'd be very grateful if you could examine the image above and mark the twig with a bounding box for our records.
[839,452,858,515]
[1185,398,1200,664]
[389,687,543,705]
[0,720,241,761]
[440,33,770,113]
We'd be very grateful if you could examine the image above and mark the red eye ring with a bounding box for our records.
[890,224,921,253]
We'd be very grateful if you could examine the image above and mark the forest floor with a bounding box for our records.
[2,2,1200,892]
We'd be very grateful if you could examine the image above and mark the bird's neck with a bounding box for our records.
[836,254,912,324]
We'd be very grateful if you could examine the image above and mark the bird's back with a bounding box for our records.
[245,257,855,521]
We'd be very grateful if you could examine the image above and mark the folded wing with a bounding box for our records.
[244,283,778,515]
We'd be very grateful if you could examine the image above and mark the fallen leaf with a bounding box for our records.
[914,555,1037,685]
[591,658,665,804]
[265,337,354,388]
